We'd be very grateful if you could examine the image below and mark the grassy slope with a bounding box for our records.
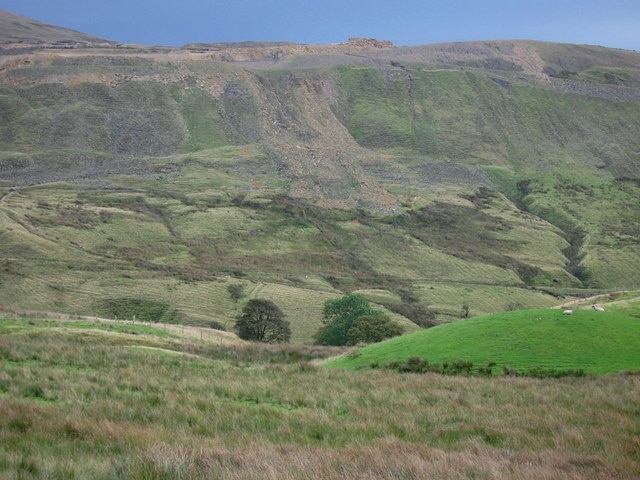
[325,304,640,374]
[1,48,639,341]
[334,65,640,289]
[0,171,563,341]
[1,315,639,479]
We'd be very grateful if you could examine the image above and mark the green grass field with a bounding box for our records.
[325,306,640,375]
[2,34,640,479]
[1,314,639,479]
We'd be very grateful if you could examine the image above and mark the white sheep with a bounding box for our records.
[592,305,605,312]
[563,309,573,315]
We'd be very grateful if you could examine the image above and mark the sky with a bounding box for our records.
[1,0,639,51]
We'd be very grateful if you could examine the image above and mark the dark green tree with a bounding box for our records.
[314,293,380,346]
[346,314,404,345]
[235,299,291,343]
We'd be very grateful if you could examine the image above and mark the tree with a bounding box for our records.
[235,299,291,343]
[314,293,380,346]
[346,314,404,345]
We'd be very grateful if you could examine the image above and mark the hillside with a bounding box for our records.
[325,296,640,375]
[0,10,117,47]
[0,11,639,342]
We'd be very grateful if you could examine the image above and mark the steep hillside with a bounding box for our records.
[0,11,639,342]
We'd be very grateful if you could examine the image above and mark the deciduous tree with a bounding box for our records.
[346,314,404,345]
[235,299,290,343]
[315,293,382,346]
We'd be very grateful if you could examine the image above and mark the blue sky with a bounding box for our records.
[1,0,639,51]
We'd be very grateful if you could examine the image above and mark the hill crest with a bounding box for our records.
[0,9,118,47]
[325,306,640,375]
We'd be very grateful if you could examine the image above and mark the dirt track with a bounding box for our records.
[554,291,630,309]
[0,306,242,345]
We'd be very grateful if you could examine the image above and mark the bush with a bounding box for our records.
[445,359,473,376]
[382,301,437,328]
[398,356,429,373]
[93,297,180,323]
[227,284,245,302]
[388,357,476,376]
[207,321,226,331]
[502,365,586,378]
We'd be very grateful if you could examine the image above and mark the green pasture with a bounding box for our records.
[325,307,640,375]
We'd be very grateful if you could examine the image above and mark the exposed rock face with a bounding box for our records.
[1,10,639,211]
[344,37,395,49]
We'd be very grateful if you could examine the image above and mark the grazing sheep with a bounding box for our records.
[592,305,605,312]
[563,309,573,315]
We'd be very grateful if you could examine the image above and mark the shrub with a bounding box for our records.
[445,359,474,376]
[92,298,181,323]
[207,321,226,331]
[387,358,477,376]
[382,301,437,328]
[502,365,586,378]
[226,284,245,302]
[398,356,429,373]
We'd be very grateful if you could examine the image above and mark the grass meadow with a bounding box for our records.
[325,306,640,375]
[1,315,639,479]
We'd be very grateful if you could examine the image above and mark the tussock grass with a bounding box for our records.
[0,317,639,479]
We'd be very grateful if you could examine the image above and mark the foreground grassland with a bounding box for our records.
[1,316,639,479]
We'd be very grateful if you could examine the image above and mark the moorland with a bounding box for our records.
[1,304,639,479]
[1,10,640,339]
[1,9,640,479]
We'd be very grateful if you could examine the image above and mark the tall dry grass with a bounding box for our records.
[0,319,638,479]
